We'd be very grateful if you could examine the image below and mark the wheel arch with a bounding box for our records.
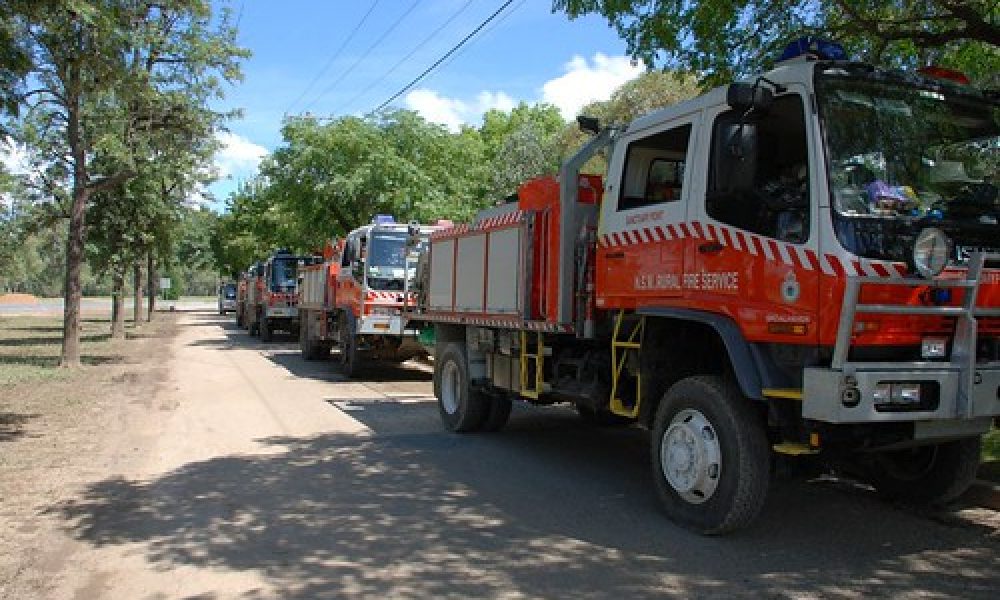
[637,307,764,427]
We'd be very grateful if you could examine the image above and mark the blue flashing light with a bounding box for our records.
[778,36,848,62]
[373,214,395,225]
[931,288,953,305]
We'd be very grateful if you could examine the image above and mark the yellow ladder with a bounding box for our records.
[520,330,548,399]
[609,310,644,418]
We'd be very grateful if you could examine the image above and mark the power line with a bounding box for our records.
[428,0,526,88]
[370,0,516,116]
[284,0,382,115]
[333,0,478,116]
[303,0,422,113]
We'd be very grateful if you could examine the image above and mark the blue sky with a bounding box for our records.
[208,0,644,208]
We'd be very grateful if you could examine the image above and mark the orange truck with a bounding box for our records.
[298,217,446,375]
[414,39,1000,534]
[242,249,306,342]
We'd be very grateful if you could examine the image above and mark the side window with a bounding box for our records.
[706,94,810,243]
[341,237,354,268]
[618,123,692,211]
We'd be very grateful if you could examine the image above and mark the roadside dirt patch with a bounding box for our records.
[0,293,38,304]
[0,314,179,599]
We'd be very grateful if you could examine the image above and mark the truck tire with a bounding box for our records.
[434,343,489,432]
[299,316,318,359]
[339,314,359,378]
[866,436,981,506]
[481,395,512,432]
[651,375,770,535]
[260,316,273,342]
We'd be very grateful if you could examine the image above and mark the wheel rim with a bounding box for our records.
[440,360,460,415]
[660,408,722,504]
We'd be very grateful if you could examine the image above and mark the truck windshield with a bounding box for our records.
[367,231,414,291]
[816,68,999,261]
[270,259,298,292]
[222,283,236,299]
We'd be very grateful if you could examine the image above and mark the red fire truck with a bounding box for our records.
[415,40,1000,533]
[243,249,305,342]
[298,217,445,376]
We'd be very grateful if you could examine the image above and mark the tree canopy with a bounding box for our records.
[3,0,247,365]
[553,1,1000,86]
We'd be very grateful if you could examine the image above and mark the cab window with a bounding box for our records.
[706,94,810,243]
[618,124,692,211]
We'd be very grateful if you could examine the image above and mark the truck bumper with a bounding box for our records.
[803,365,1000,438]
[265,306,298,319]
[358,315,416,336]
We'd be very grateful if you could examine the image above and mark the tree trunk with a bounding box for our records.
[133,260,143,328]
[146,251,156,321]
[110,267,126,339]
[59,81,87,368]
[60,186,88,368]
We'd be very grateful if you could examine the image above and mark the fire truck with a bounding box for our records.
[298,216,444,376]
[243,249,305,342]
[236,262,260,330]
[415,40,1000,534]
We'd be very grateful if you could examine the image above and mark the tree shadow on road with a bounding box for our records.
[0,412,40,442]
[48,400,999,599]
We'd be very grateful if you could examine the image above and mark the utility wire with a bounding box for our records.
[303,0,422,113]
[427,0,526,88]
[333,0,478,116]
[285,0,381,115]
[369,0,516,115]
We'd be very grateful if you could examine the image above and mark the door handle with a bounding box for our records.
[698,242,724,254]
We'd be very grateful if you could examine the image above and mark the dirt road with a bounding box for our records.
[5,312,1000,598]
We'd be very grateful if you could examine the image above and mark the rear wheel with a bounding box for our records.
[651,375,770,535]
[339,314,360,377]
[481,396,512,432]
[260,316,273,342]
[300,316,319,359]
[866,437,981,506]
[434,343,489,432]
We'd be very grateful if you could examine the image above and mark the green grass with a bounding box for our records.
[0,316,127,386]
[984,428,1000,463]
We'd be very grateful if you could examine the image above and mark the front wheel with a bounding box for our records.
[866,437,981,506]
[651,375,770,535]
[434,343,489,432]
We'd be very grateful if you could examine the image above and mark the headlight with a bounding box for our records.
[912,227,950,278]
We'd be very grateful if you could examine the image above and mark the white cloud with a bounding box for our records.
[402,52,642,129]
[404,88,515,132]
[214,131,268,181]
[542,53,644,119]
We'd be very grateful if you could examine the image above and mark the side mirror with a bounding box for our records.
[727,83,774,113]
[577,115,601,135]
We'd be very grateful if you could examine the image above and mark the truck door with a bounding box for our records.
[694,89,820,343]
[597,113,698,309]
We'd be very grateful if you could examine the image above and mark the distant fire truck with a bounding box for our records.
[298,216,447,376]
[412,39,1000,533]
[243,249,306,342]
